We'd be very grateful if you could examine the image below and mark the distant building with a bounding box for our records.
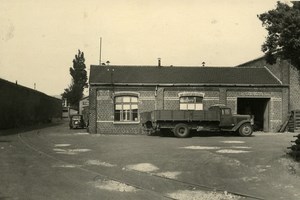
[79,96,89,114]
[88,64,289,134]
[62,98,78,118]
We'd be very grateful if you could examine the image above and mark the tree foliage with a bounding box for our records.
[62,50,88,109]
[258,1,300,68]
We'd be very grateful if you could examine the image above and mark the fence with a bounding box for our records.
[289,110,300,132]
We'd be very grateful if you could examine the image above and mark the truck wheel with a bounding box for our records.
[174,123,190,138]
[238,123,253,137]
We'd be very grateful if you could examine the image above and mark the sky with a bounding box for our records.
[0,0,288,96]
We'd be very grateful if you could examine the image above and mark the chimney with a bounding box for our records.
[158,58,161,67]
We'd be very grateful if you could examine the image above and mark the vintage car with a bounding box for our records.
[69,114,85,129]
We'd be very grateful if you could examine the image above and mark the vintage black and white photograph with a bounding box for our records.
[1,0,300,199]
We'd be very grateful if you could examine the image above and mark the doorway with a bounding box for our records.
[237,98,270,132]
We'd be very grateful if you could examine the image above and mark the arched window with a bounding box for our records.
[180,96,203,110]
[114,96,138,122]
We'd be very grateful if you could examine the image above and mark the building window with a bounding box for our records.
[114,96,138,122]
[180,96,203,110]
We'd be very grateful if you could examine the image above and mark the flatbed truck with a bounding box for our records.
[140,105,253,138]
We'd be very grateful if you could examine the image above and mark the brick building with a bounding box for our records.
[238,57,300,111]
[88,65,289,134]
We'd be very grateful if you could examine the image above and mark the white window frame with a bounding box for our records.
[114,96,139,122]
[180,96,203,111]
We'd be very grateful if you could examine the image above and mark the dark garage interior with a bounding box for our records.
[237,98,270,132]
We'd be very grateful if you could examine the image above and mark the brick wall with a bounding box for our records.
[89,85,287,133]
[227,87,288,131]
[239,57,300,110]
[0,79,62,130]
[289,65,300,110]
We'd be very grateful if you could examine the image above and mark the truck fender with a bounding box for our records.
[232,120,252,132]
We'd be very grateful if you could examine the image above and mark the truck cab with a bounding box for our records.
[209,105,234,128]
[209,105,254,136]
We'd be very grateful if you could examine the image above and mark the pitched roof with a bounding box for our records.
[89,65,283,86]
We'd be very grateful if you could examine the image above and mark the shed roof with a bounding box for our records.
[89,65,283,86]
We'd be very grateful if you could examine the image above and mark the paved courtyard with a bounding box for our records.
[0,122,300,200]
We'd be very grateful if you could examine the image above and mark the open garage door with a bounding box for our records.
[237,98,270,132]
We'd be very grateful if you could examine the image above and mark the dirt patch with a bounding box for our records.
[92,180,138,192]
[155,171,181,179]
[216,149,251,154]
[54,144,71,147]
[221,141,245,144]
[52,164,81,168]
[167,190,240,200]
[278,157,300,176]
[230,146,251,149]
[85,160,116,167]
[181,146,221,150]
[53,148,91,155]
[242,176,261,182]
[125,163,159,172]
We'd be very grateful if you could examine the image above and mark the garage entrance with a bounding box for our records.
[237,98,270,132]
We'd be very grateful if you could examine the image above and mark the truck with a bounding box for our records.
[140,105,253,138]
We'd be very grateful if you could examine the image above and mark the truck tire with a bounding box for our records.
[174,123,190,138]
[238,123,253,137]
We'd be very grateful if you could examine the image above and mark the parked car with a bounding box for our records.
[69,114,85,129]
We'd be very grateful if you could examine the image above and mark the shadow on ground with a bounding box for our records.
[150,130,255,138]
[0,122,64,137]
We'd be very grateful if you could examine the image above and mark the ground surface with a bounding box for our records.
[0,123,300,200]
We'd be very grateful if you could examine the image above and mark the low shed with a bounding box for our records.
[88,65,288,134]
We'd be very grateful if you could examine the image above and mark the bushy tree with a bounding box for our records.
[258,1,300,68]
[62,50,88,109]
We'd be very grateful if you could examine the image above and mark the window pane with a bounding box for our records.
[123,97,131,103]
[123,110,130,121]
[131,104,138,109]
[187,103,195,110]
[195,103,203,110]
[223,109,231,115]
[115,97,123,103]
[123,104,130,110]
[132,110,138,121]
[115,104,122,110]
[187,97,195,103]
[114,111,121,121]
[131,97,138,102]
[180,103,188,110]
[180,97,189,103]
[195,97,203,103]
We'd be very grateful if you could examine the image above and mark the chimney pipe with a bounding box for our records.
[158,58,161,67]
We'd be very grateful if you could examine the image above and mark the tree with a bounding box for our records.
[258,1,300,68]
[62,50,88,109]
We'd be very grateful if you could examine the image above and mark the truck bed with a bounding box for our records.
[141,110,220,123]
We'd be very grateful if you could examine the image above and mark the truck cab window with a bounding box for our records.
[222,108,231,115]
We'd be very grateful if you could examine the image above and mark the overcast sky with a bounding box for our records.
[0,0,286,96]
